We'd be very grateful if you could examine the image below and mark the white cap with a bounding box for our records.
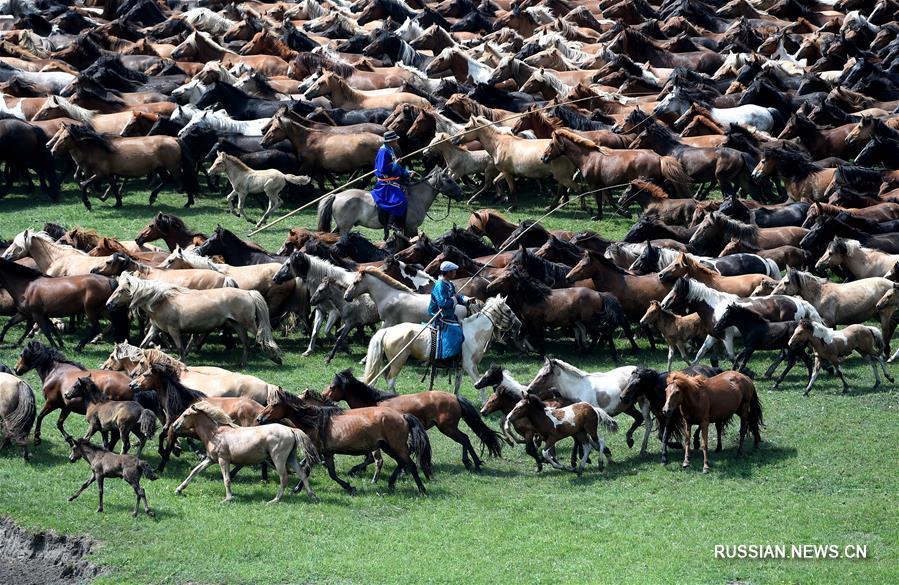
[440,261,459,273]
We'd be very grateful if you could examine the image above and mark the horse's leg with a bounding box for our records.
[68,474,96,502]
[95,476,105,512]
[268,453,289,504]
[288,450,318,502]
[666,346,675,372]
[692,335,717,365]
[347,452,375,476]
[230,323,250,368]
[324,455,356,495]
[256,187,282,228]
[765,349,787,379]
[440,423,479,471]
[878,356,894,383]
[79,175,98,210]
[803,357,822,396]
[76,317,103,351]
[110,176,125,208]
[700,421,710,473]
[0,313,27,343]
[867,356,882,389]
[302,309,325,357]
[623,405,642,449]
[175,457,214,495]
[835,364,850,394]
[326,323,350,364]
[226,189,239,216]
[682,421,691,468]
[639,400,653,455]
[56,409,73,442]
[714,422,723,452]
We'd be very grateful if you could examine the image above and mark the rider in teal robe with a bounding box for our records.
[428,261,469,359]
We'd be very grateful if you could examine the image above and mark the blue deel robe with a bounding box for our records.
[428,278,466,359]
[371,144,409,217]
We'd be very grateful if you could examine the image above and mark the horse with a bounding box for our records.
[66,438,158,517]
[788,319,893,395]
[48,124,198,209]
[278,228,341,256]
[640,301,706,372]
[316,166,463,238]
[750,143,837,202]
[506,394,618,474]
[257,388,432,495]
[208,152,311,228]
[344,267,469,327]
[0,258,127,350]
[305,70,431,109]
[658,252,776,297]
[105,272,281,367]
[172,401,319,504]
[801,217,899,256]
[90,253,238,290]
[815,238,899,280]
[718,239,810,271]
[653,86,777,133]
[712,304,813,389]
[0,370,35,460]
[362,295,519,394]
[689,212,808,256]
[3,230,113,276]
[63,376,156,458]
[310,277,380,364]
[524,357,650,453]
[323,369,501,471]
[424,133,498,203]
[103,343,277,405]
[617,179,696,225]
[771,268,897,352]
[631,242,780,278]
[662,371,762,472]
[135,213,207,250]
[14,341,133,445]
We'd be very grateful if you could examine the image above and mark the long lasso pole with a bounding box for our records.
[248,92,651,236]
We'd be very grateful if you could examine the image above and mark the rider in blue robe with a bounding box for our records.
[428,261,469,359]
[371,130,412,232]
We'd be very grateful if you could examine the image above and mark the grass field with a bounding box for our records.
[0,184,896,585]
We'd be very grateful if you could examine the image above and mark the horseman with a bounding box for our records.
[428,261,471,361]
[371,130,415,234]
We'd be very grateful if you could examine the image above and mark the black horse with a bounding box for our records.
[194,225,284,266]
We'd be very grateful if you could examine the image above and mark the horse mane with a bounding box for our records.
[630,179,669,199]
[294,51,355,78]
[666,371,706,393]
[553,128,599,150]
[192,401,238,427]
[711,212,759,240]
[274,388,343,438]
[359,266,415,293]
[332,368,397,402]
[140,348,188,376]
[506,263,552,303]
[67,124,114,152]
[681,253,719,278]
[152,362,208,416]
[26,342,87,371]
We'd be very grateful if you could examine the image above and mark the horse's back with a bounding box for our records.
[705,371,755,417]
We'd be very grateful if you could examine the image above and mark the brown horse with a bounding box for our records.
[278,228,341,256]
[322,369,502,471]
[802,201,899,229]
[640,301,706,371]
[15,341,133,445]
[0,259,127,350]
[662,371,763,473]
[689,212,808,256]
[134,213,207,251]
[658,252,776,297]
[60,227,162,256]
[751,144,836,202]
[257,388,432,495]
[66,438,158,517]
[261,114,380,175]
[48,124,198,209]
[618,179,696,225]
[64,376,156,458]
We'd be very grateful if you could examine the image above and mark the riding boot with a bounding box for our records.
[388,212,407,235]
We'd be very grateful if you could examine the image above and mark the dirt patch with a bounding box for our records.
[0,517,102,585]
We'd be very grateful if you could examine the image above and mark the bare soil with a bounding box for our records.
[0,517,102,585]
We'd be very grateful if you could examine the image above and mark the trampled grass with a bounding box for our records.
[0,184,896,584]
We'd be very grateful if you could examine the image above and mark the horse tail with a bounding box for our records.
[5,380,35,444]
[139,408,157,438]
[457,395,502,457]
[592,406,619,434]
[871,327,886,358]
[140,460,159,481]
[363,328,388,384]
[223,276,239,288]
[747,387,764,434]
[763,258,781,279]
[405,414,433,479]
[176,138,199,196]
[284,174,311,186]
[600,293,627,327]
[767,107,785,135]
[290,428,320,466]
[317,194,335,232]
[660,156,692,196]
[249,290,282,363]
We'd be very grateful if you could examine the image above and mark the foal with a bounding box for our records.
[67,438,157,517]
[640,301,706,371]
[506,393,618,474]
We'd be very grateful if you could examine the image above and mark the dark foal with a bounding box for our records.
[67,438,157,517]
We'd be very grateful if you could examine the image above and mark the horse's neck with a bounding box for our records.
[406,178,441,221]
[331,79,358,105]
[476,125,505,154]
[27,238,65,270]
[192,415,225,446]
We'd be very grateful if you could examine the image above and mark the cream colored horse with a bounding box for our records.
[363,296,520,395]
[101,342,277,405]
[305,70,431,109]
[105,273,281,367]
[2,230,108,276]
[0,371,36,460]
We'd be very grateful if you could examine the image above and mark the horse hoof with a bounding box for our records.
[132,510,139,518]
[682,462,690,469]
[146,510,156,518]
[33,437,41,446]
[96,507,103,513]
[348,487,357,496]
[702,467,710,474]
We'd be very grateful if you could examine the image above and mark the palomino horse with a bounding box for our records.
[506,394,618,474]
[305,71,431,109]
[323,369,502,472]
[362,296,520,394]
[344,267,469,326]
[208,151,311,228]
[525,357,652,453]
[173,402,319,504]
[63,376,156,458]
[48,124,198,209]
[91,253,238,290]
[662,371,763,473]
[257,388,432,495]
[452,115,581,209]
[771,268,897,352]
[15,341,133,445]
[102,342,277,405]
[640,301,706,372]
[316,166,463,238]
[788,320,894,395]
[0,369,36,460]
[106,273,281,367]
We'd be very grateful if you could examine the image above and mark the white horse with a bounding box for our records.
[362,296,520,393]
[208,152,310,228]
[525,357,651,452]
[653,86,779,134]
[181,7,236,36]
[171,63,240,104]
[424,132,498,203]
[178,109,270,137]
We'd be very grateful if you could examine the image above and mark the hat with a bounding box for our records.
[440,261,459,273]
[383,130,399,143]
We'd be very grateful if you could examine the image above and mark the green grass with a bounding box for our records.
[0,184,897,585]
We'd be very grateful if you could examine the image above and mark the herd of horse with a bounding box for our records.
[0,0,898,511]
